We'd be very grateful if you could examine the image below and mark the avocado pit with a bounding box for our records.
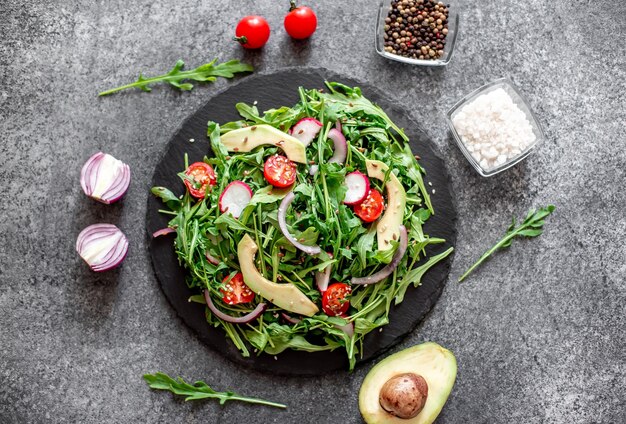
[379,373,428,419]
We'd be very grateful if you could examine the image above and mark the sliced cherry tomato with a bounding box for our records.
[322,283,351,316]
[235,15,271,49]
[184,162,217,199]
[263,154,297,188]
[353,189,385,223]
[284,2,317,40]
[220,272,255,305]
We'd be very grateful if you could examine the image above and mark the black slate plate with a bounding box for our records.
[146,68,457,376]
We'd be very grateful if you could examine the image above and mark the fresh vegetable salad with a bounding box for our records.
[152,82,453,370]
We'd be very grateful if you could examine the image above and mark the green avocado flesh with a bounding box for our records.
[220,124,307,164]
[359,342,457,424]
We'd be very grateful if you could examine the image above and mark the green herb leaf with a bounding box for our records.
[143,372,286,408]
[99,59,253,96]
[458,205,556,282]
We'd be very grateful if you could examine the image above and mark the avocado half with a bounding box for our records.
[359,342,457,424]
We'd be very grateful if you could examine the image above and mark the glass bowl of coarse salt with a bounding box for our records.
[446,78,544,177]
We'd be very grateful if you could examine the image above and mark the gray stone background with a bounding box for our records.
[1,0,624,423]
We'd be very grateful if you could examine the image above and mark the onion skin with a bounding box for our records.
[80,152,131,204]
[277,192,322,255]
[76,223,129,272]
[351,225,408,285]
[203,290,266,324]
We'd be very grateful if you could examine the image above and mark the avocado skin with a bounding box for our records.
[359,342,457,424]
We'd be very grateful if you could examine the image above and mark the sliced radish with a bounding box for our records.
[343,171,370,205]
[328,128,347,164]
[290,118,322,147]
[219,181,253,219]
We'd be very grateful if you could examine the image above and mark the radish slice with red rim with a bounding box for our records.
[290,117,322,147]
[343,171,370,205]
[328,128,347,164]
[351,225,408,285]
[278,192,322,255]
[76,223,129,272]
[80,152,131,204]
[204,290,266,324]
[219,181,253,218]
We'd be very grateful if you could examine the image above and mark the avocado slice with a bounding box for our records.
[365,160,406,251]
[237,234,319,316]
[359,342,457,424]
[220,125,307,164]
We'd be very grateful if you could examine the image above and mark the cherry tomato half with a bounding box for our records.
[220,272,255,305]
[322,283,351,316]
[184,162,217,199]
[284,2,317,40]
[263,154,297,188]
[235,15,271,49]
[353,189,385,223]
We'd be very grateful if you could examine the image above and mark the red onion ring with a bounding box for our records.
[76,223,129,272]
[277,192,322,255]
[351,225,408,285]
[205,251,220,265]
[335,119,342,133]
[80,152,131,204]
[328,128,347,164]
[281,313,302,325]
[152,227,176,238]
[203,290,266,324]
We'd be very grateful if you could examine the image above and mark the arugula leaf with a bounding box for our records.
[151,187,181,211]
[143,372,286,408]
[458,205,556,282]
[99,59,253,96]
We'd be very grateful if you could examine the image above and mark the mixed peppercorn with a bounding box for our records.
[383,0,450,60]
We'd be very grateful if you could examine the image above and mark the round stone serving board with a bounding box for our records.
[146,68,457,376]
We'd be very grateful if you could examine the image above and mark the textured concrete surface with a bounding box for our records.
[1,0,625,423]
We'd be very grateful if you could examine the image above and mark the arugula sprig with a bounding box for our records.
[143,372,286,409]
[458,205,556,282]
[98,59,253,96]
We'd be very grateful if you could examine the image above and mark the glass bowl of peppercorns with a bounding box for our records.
[376,0,459,66]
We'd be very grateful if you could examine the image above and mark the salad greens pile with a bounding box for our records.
[152,82,453,370]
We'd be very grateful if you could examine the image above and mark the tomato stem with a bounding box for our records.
[233,35,248,45]
[289,0,297,11]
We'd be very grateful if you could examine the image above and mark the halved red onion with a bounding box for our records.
[204,290,266,324]
[351,225,408,285]
[328,128,347,164]
[152,227,176,238]
[205,251,220,265]
[277,192,322,255]
[76,223,129,272]
[80,152,131,204]
[335,321,354,338]
[281,312,302,325]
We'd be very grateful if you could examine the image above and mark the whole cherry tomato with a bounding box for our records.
[184,162,217,199]
[322,283,351,316]
[263,154,297,188]
[235,15,271,49]
[284,1,317,40]
[353,189,385,223]
[220,272,255,305]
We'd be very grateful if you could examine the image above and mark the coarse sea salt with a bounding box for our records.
[452,87,536,171]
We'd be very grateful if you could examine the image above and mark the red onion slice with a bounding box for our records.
[335,119,342,133]
[76,223,129,272]
[335,321,354,338]
[328,128,347,164]
[351,225,408,285]
[204,290,266,324]
[80,152,131,204]
[315,265,332,292]
[205,251,220,265]
[281,312,302,325]
[278,192,322,255]
[152,227,176,238]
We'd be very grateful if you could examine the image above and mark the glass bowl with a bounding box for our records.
[375,0,460,67]
[445,78,545,177]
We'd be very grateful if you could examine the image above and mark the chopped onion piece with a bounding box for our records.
[80,152,131,204]
[277,192,322,255]
[76,223,129,272]
[351,225,408,285]
[204,290,266,324]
